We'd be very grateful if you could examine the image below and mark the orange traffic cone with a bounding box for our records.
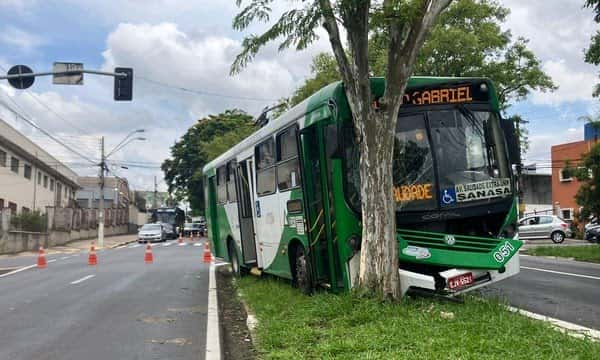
[37,245,47,268]
[189,232,193,242]
[88,242,97,266]
[178,234,183,245]
[203,241,212,263]
[144,243,154,264]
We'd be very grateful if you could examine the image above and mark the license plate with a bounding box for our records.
[448,272,474,290]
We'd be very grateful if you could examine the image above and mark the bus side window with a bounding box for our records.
[255,137,276,196]
[227,161,237,202]
[217,166,227,203]
[276,126,301,191]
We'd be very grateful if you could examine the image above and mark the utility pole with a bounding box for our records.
[98,137,105,248]
[153,176,158,209]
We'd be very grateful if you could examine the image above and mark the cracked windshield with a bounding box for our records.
[0,1,599,359]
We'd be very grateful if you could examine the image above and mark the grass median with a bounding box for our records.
[525,245,600,263]
[236,276,599,359]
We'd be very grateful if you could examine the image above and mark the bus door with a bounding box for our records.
[235,159,258,265]
[300,124,339,288]
[207,176,220,252]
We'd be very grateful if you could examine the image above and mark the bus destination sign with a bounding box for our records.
[402,83,489,106]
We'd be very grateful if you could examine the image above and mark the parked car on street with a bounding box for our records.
[585,224,600,243]
[183,222,203,237]
[138,223,166,243]
[518,215,572,243]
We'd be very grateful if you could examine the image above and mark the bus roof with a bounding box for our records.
[202,76,497,175]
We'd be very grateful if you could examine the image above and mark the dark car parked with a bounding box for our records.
[585,225,600,243]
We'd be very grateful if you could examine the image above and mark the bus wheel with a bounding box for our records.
[228,241,242,277]
[295,247,313,295]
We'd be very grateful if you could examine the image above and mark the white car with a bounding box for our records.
[518,215,572,243]
[138,223,166,243]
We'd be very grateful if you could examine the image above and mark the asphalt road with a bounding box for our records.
[0,239,210,360]
[484,254,600,330]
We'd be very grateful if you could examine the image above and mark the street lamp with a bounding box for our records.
[97,131,146,248]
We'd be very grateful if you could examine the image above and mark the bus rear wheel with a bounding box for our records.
[228,241,242,277]
[295,247,313,295]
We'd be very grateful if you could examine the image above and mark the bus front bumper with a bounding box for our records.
[398,254,520,297]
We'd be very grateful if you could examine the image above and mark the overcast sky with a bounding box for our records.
[0,0,598,192]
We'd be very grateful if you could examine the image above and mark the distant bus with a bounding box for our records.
[150,207,185,236]
[203,77,522,296]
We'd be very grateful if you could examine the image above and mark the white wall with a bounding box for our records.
[0,144,76,212]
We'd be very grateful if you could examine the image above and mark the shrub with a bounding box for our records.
[10,211,47,232]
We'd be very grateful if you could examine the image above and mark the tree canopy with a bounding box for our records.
[161,109,255,214]
[285,0,554,154]
[585,0,600,97]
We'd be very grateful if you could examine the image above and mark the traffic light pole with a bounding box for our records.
[0,64,133,101]
[0,69,128,80]
[98,137,105,248]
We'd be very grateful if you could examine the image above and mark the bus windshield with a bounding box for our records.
[394,107,511,211]
[342,106,512,213]
[155,211,176,224]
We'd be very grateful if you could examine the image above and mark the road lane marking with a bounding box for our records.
[521,266,600,280]
[194,243,203,247]
[162,242,173,247]
[70,274,95,285]
[47,259,57,263]
[60,256,69,260]
[0,264,37,278]
[205,263,221,359]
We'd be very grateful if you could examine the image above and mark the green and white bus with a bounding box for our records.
[203,77,522,296]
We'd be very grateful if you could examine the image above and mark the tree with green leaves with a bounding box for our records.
[286,0,555,154]
[563,143,600,222]
[162,110,255,215]
[232,0,453,299]
[585,0,600,97]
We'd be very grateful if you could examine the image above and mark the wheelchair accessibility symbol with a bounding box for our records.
[440,188,456,206]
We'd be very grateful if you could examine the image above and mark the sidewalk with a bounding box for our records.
[0,233,138,259]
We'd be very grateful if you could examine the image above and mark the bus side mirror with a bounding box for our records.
[501,118,521,165]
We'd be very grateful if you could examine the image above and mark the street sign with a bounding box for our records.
[7,65,34,89]
[52,62,84,85]
[114,67,133,101]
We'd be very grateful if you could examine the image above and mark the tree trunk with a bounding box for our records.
[356,106,400,299]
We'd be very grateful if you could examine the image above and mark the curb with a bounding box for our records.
[506,306,600,341]
[108,238,138,249]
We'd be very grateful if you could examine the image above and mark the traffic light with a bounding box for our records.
[114,67,133,101]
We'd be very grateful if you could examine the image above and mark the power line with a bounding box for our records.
[136,75,279,102]
[0,98,97,164]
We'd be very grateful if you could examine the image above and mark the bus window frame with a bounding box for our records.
[276,124,302,192]
[217,165,228,204]
[226,160,237,203]
[255,137,277,197]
